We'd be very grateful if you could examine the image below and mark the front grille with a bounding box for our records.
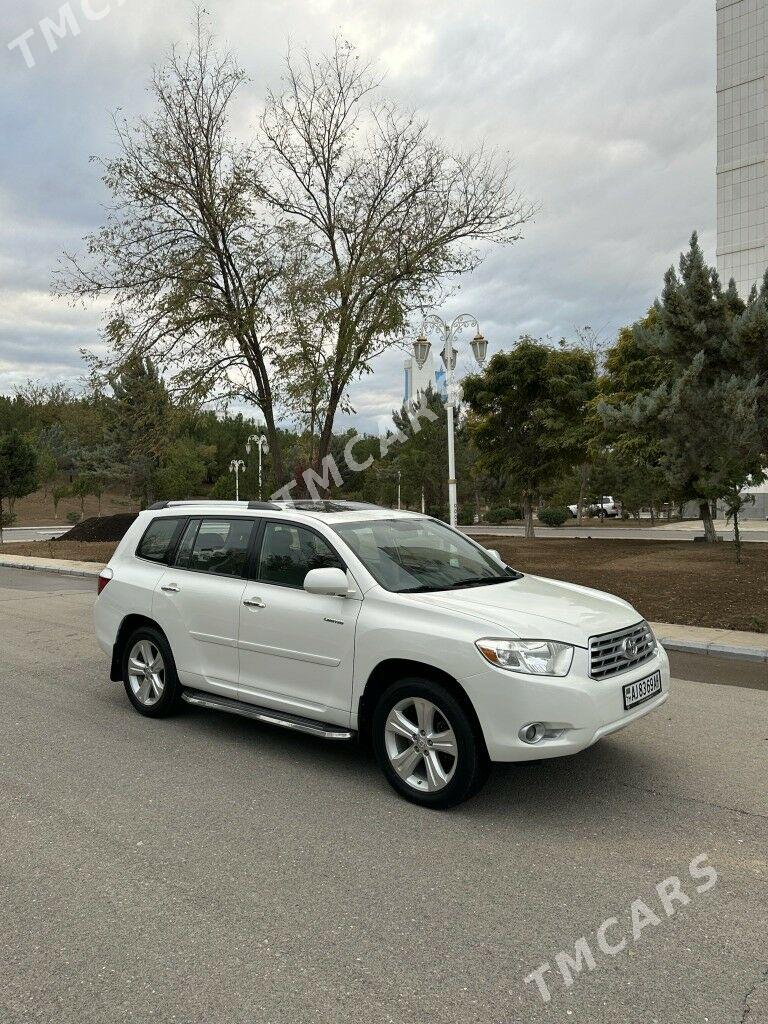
[589,621,657,680]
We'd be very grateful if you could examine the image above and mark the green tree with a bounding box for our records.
[156,438,207,501]
[70,476,91,516]
[52,485,70,521]
[602,234,766,542]
[38,449,58,499]
[107,355,171,508]
[463,339,596,538]
[0,432,38,542]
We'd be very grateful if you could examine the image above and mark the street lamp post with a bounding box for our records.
[229,459,245,502]
[245,434,269,499]
[412,315,488,528]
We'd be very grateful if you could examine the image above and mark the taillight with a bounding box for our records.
[97,567,114,595]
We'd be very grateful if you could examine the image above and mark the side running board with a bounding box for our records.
[181,689,355,741]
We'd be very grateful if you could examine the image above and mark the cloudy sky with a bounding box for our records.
[0,0,715,432]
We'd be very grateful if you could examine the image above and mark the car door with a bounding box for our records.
[153,516,256,699]
[237,520,361,725]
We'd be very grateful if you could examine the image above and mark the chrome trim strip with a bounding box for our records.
[236,639,341,667]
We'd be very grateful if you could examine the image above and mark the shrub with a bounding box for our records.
[209,474,236,499]
[0,510,16,529]
[537,506,569,527]
[485,505,521,525]
[66,510,82,524]
[457,504,476,526]
[426,505,447,522]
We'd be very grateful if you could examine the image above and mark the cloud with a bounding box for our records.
[0,0,717,432]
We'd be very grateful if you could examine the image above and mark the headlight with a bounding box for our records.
[475,638,574,676]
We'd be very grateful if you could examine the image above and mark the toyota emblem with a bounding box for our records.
[623,636,638,658]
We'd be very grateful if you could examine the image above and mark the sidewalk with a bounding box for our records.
[2,553,767,664]
[650,621,768,663]
[0,553,101,578]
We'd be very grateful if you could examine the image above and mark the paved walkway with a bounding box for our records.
[465,524,768,542]
[650,621,768,663]
[0,553,101,577]
[0,525,69,543]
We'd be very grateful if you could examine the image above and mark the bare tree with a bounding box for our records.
[259,40,537,467]
[59,28,535,487]
[56,17,289,481]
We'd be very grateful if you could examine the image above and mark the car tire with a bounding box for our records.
[121,626,183,718]
[372,677,490,809]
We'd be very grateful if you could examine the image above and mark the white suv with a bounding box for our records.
[94,500,670,808]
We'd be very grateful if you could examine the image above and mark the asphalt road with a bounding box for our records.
[1,567,766,1024]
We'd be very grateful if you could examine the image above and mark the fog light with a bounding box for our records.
[519,723,546,744]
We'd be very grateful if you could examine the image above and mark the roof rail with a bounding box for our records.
[248,501,282,510]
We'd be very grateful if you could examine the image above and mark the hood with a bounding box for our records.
[407,574,640,647]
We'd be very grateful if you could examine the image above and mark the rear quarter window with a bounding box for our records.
[136,517,185,564]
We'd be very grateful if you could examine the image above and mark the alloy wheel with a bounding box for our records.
[384,697,458,793]
[127,639,166,707]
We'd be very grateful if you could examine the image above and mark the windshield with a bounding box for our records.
[332,517,521,593]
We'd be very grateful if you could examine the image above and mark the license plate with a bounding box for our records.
[622,670,662,710]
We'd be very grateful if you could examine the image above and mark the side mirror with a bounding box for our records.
[303,567,349,597]
[486,548,505,565]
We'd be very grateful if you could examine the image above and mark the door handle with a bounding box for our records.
[243,597,266,609]
[161,583,180,593]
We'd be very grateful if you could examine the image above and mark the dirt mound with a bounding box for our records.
[56,512,139,544]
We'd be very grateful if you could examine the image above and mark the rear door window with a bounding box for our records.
[136,517,185,564]
[181,517,255,578]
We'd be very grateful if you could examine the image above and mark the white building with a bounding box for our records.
[716,0,768,297]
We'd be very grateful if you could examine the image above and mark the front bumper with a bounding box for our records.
[461,645,671,762]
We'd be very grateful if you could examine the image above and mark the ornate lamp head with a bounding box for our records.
[413,334,431,369]
[441,345,458,372]
[470,331,488,368]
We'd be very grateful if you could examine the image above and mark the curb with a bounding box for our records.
[0,558,101,579]
[657,637,768,664]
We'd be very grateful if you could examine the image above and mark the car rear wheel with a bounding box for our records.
[372,678,489,809]
[122,627,182,718]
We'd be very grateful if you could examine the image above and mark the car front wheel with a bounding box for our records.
[372,678,489,809]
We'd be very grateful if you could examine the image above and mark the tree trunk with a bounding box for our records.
[733,509,742,564]
[576,462,589,526]
[0,495,4,543]
[523,493,536,539]
[261,404,285,490]
[649,504,655,526]
[699,500,717,542]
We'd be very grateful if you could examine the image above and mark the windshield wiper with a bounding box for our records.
[401,575,517,594]
[445,576,515,589]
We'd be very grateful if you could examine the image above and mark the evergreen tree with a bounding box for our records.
[0,431,38,542]
[107,355,171,508]
[602,234,766,542]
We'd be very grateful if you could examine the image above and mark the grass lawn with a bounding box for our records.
[477,537,768,633]
[2,535,766,633]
